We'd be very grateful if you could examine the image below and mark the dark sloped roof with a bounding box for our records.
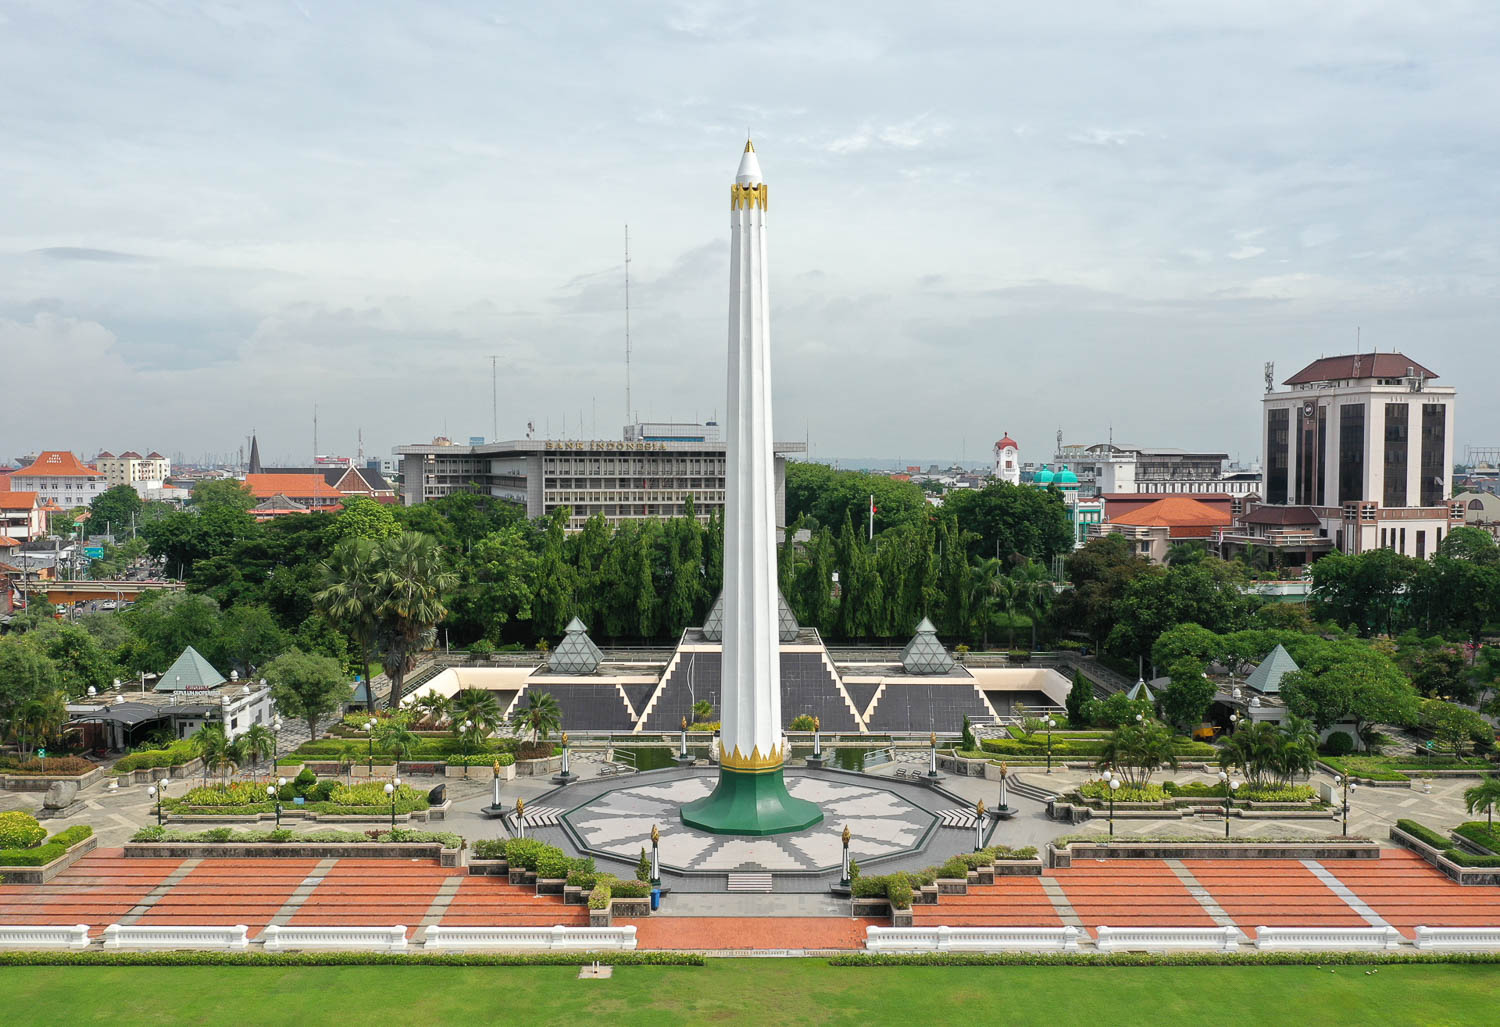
[1243,505,1321,525]
[1284,353,1436,385]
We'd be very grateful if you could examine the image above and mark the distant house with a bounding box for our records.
[260,466,396,503]
[0,491,44,541]
[244,474,344,513]
[1093,495,1233,563]
[8,451,107,510]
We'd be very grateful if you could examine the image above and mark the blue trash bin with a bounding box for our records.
[650,887,661,911]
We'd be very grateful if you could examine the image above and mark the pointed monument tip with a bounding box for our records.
[744,138,755,153]
[735,141,763,186]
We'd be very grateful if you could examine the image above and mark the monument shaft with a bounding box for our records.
[681,142,822,835]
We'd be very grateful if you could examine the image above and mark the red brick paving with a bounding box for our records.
[632,916,879,950]
[1051,862,1216,931]
[1184,859,1366,938]
[912,876,1061,927]
[5,850,1499,949]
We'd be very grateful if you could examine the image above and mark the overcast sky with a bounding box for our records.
[3,1,1497,470]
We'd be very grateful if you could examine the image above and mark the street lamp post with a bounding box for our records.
[364,720,376,776]
[680,716,689,761]
[840,826,852,887]
[1108,776,1121,836]
[997,761,1010,813]
[384,776,402,830]
[1218,770,1241,838]
[650,824,660,886]
[974,799,986,852]
[1045,719,1057,774]
[1228,712,1239,735]
[1332,774,1358,836]
[148,778,167,826]
[271,714,282,768]
[461,720,474,778]
[514,797,526,840]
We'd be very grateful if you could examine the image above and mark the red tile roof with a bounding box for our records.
[146,452,165,459]
[15,451,103,477]
[0,472,10,492]
[1242,505,1321,525]
[0,491,40,510]
[1109,496,1234,531]
[244,474,344,500]
[1284,353,1436,385]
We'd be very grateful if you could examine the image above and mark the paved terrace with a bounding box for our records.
[4,846,1495,950]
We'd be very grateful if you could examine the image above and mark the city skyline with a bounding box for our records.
[3,2,1498,464]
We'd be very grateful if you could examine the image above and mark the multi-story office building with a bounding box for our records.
[395,424,804,529]
[1058,443,1262,497]
[1225,353,1463,561]
[94,450,172,489]
[9,451,108,510]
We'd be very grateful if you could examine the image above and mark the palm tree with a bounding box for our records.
[1009,559,1054,651]
[1219,721,1279,789]
[967,557,1009,650]
[372,532,458,710]
[315,538,384,714]
[192,724,239,786]
[413,692,452,729]
[373,720,422,764]
[1096,718,1178,788]
[691,699,714,723]
[1276,715,1318,788]
[1165,542,1206,566]
[239,724,275,775]
[451,688,502,737]
[510,690,562,752]
[338,741,359,783]
[12,691,67,758]
[1464,776,1500,830]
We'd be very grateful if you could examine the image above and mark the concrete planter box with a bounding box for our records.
[564,885,586,905]
[610,897,650,918]
[123,841,462,864]
[509,868,537,887]
[991,859,1044,876]
[537,877,566,896]
[165,800,449,826]
[1390,825,1500,887]
[444,763,514,781]
[514,756,561,777]
[113,758,204,786]
[1,766,105,793]
[936,878,968,895]
[915,885,940,905]
[851,897,891,919]
[973,867,994,885]
[0,833,98,884]
[468,859,509,876]
[589,908,611,928]
[1047,839,1378,868]
[890,908,915,928]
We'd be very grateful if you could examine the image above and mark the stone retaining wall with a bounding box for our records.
[122,841,462,866]
[1047,838,1378,867]
[1388,825,1500,887]
[0,766,104,792]
[112,758,205,786]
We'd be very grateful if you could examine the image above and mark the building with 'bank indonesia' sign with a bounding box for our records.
[395,425,805,529]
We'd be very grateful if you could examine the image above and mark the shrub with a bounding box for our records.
[885,875,914,910]
[936,857,970,880]
[9,756,95,775]
[2,825,93,866]
[446,753,516,767]
[567,866,599,891]
[328,782,429,811]
[306,781,337,802]
[1323,731,1355,757]
[789,714,818,731]
[178,782,267,807]
[112,740,198,773]
[472,839,506,860]
[294,767,318,792]
[536,850,573,880]
[636,847,651,882]
[588,883,611,909]
[0,812,47,850]
[503,837,553,871]
[1079,781,1166,803]
[610,879,650,899]
[1453,822,1500,855]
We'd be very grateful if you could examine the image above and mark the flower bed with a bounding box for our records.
[1321,755,1494,782]
[0,756,95,776]
[113,741,200,774]
[162,779,431,817]
[0,818,96,883]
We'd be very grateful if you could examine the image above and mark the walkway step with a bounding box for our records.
[727,873,773,893]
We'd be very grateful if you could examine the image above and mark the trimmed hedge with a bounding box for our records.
[128,825,462,848]
[980,738,1217,759]
[0,812,47,849]
[0,951,701,967]
[829,952,1500,967]
[0,825,93,866]
[1454,822,1500,855]
[1396,819,1451,850]
[113,741,198,773]
[445,753,516,767]
[1,756,95,775]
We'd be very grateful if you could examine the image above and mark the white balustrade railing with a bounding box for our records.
[0,924,91,950]
[261,925,408,952]
[101,924,249,951]
[1095,926,1243,953]
[1254,926,1401,951]
[866,926,1080,953]
[423,925,637,951]
[1412,927,1500,951]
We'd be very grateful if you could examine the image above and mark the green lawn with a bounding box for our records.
[1,961,1496,1026]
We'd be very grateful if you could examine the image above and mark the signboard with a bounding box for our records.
[83,546,105,560]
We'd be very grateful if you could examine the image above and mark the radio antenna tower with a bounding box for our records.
[624,224,632,427]
[489,355,499,441]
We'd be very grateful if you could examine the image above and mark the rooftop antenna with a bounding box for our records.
[313,404,318,463]
[490,355,499,442]
[1264,361,1275,393]
[357,427,364,464]
[624,224,632,427]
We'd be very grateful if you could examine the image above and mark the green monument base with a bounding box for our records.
[680,765,823,836]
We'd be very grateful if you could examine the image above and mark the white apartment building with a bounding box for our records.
[1059,443,1262,497]
[9,451,108,510]
[94,450,172,490]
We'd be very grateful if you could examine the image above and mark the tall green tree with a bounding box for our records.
[314,539,383,713]
[372,531,458,709]
[89,485,143,535]
[264,647,351,740]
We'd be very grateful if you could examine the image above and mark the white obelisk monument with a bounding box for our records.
[682,142,822,835]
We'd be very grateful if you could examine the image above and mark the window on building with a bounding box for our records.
[1338,403,1365,504]
[1400,527,1406,553]
[1266,408,1289,505]
[1415,530,1426,560]
[1420,403,1445,507]
[1384,403,1409,508]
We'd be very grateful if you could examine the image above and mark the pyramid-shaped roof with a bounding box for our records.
[701,591,800,643]
[1244,644,1299,695]
[1126,678,1155,702]
[900,617,955,674]
[155,646,226,692]
[548,617,604,675]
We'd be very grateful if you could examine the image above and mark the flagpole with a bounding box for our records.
[869,494,874,542]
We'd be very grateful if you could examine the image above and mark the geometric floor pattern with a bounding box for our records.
[561,775,937,873]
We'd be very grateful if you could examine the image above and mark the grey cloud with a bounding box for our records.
[31,247,151,263]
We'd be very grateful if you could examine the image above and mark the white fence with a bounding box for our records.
[1254,927,1401,951]
[0,925,91,950]
[422,925,637,951]
[101,924,249,951]
[261,925,408,952]
[865,926,1080,953]
[1413,927,1500,951]
[1093,926,1245,953]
